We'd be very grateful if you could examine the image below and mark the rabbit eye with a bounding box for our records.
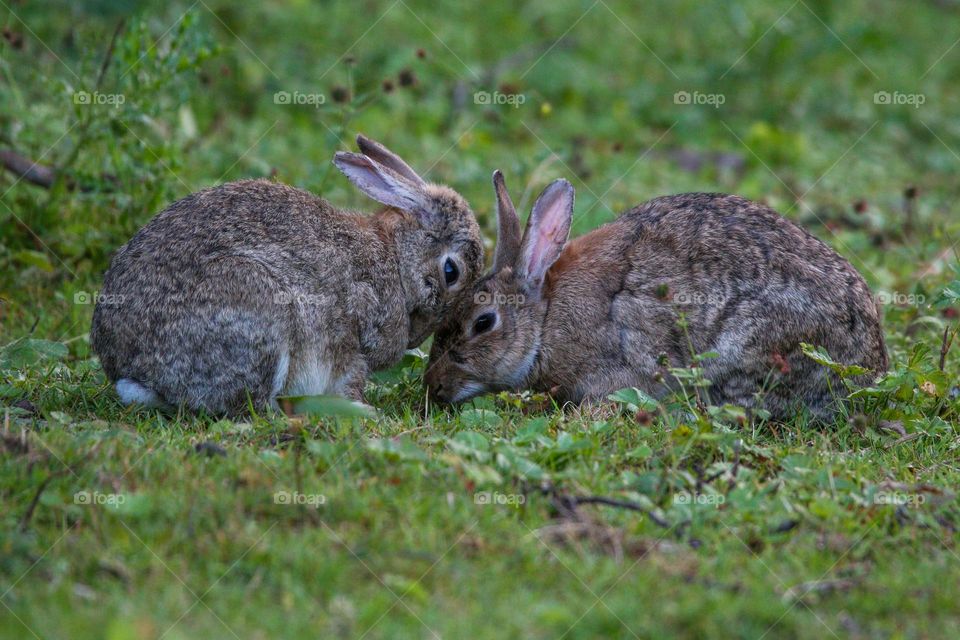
[473,312,496,334]
[443,258,459,286]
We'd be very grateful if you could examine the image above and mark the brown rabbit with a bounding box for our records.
[425,172,887,421]
[91,135,483,414]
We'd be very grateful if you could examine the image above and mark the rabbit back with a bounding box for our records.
[92,179,407,413]
[542,193,886,418]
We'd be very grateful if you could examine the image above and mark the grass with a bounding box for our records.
[2,1,960,638]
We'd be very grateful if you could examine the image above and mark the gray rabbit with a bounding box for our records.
[91,135,483,413]
[425,172,887,421]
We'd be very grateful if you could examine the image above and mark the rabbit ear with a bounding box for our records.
[515,179,574,295]
[491,170,521,273]
[355,134,426,187]
[333,152,431,214]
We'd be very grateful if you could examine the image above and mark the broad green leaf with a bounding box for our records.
[931,278,960,309]
[800,343,869,379]
[513,417,551,446]
[282,394,376,419]
[459,408,502,429]
[608,387,659,412]
[447,431,491,461]
[453,430,490,451]
[495,450,544,480]
[554,432,593,454]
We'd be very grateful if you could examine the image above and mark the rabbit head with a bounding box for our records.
[334,135,484,346]
[425,171,574,403]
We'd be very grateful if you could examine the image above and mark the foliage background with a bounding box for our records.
[2,1,960,638]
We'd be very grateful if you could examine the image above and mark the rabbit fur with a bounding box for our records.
[425,172,886,421]
[91,135,483,414]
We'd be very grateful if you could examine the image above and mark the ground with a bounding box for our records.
[2,1,960,638]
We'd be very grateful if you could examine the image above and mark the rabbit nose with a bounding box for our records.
[426,379,450,404]
[424,358,444,391]
[425,370,455,404]
[423,367,441,399]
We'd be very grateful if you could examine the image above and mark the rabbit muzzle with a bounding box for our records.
[423,355,484,404]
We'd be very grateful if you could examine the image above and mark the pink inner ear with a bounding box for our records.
[526,230,557,276]
[521,179,573,280]
[526,216,567,276]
